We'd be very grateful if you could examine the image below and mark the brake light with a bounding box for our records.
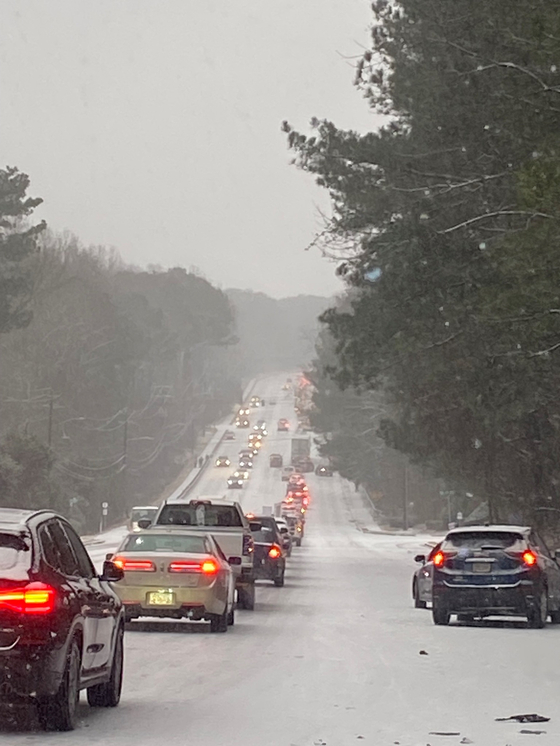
[0,583,56,614]
[168,561,202,573]
[113,557,156,572]
[201,560,218,574]
[268,545,282,559]
[433,551,445,568]
[522,550,537,566]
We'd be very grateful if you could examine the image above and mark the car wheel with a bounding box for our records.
[274,571,285,588]
[527,589,548,629]
[432,599,450,626]
[87,626,124,707]
[413,581,427,609]
[227,606,235,626]
[549,606,560,624]
[38,639,80,731]
[238,583,255,610]
[210,609,228,633]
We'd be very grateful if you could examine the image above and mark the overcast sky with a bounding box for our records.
[0,0,380,298]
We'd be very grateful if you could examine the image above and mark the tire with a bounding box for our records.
[527,589,548,629]
[38,639,80,731]
[295,538,302,547]
[227,606,235,626]
[210,608,228,633]
[87,626,124,707]
[274,571,285,588]
[549,606,560,624]
[413,581,427,609]
[432,599,450,626]
[238,583,255,610]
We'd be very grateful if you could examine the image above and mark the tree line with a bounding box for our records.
[0,167,239,532]
[287,0,560,529]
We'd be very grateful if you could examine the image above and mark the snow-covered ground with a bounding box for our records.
[9,372,560,745]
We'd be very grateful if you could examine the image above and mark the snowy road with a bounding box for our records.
[6,373,560,745]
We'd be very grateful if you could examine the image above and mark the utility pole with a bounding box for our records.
[403,461,409,531]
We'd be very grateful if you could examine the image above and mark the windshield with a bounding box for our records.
[157,504,243,528]
[123,534,208,554]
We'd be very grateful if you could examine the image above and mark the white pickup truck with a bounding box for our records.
[148,497,257,609]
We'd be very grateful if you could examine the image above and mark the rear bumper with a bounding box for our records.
[118,585,227,618]
[253,559,284,581]
[0,645,64,701]
[434,582,536,615]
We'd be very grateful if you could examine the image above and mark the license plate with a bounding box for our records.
[147,591,175,606]
[472,562,491,573]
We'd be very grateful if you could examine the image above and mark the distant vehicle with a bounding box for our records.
[0,508,125,731]
[290,437,310,465]
[431,525,560,627]
[275,517,293,556]
[281,466,295,481]
[236,418,250,429]
[277,418,290,432]
[223,430,235,441]
[239,456,254,469]
[112,529,235,631]
[227,474,244,489]
[269,453,283,468]
[215,456,231,468]
[248,432,263,443]
[233,469,250,481]
[254,420,268,435]
[249,516,286,587]
[249,396,261,408]
[412,542,442,608]
[287,473,306,489]
[315,464,333,477]
[129,505,159,532]
[281,384,290,391]
[293,456,314,473]
[282,511,305,546]
[151,498,257,610]
[237,407,250,417]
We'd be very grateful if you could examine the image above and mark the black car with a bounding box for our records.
[0,508,125,730]
[227,473,244,489]
[315,464,333,477]
[249,516,286,587]
[431,525,560,628]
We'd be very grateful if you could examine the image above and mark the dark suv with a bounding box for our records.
[249,516,286,587]
[432,525,560,628]
[0,508,125,730]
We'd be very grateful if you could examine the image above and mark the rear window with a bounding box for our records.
[123,534,208,553]
[0,533,31,571]
[443,531,525,550]
[130,508,158,522]
[157,504,243,528]
[251,527,276,543]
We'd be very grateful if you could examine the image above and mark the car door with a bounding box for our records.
[61,521,119,671]
[38,520,99,673]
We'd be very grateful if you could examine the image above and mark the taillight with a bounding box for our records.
[201,560,218,575]
[113,557,156,572]
[243,534,254,556]
[522,550,537,566]
[168,561,202,573]
[268,545,282,559]
[0,583,56,615]
[433,551,445,568]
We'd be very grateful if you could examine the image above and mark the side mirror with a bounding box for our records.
[101,560,124,583]
[228,556,242,566]
[414,554,426,564]
[279,527,289,534]
[105,552,114,561]
[137,518,152,529]
[249,521,262,532]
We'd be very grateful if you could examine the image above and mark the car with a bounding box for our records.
[248,433,263,443]
[269,453,283,468]
[0,508,125,731]
[277,418,290,431]
[151,498,257,610]
[412,542,442,608]
[283,512,305,546]
[248,517,286,586]
[274,517,293,556]
[235,418,250,429]
[287,473,306,489]
[227,473,244,489]
[237,407,250,417]
[250,439,262,452]
[223,430,235,441]
[215,456,231,468]
[129,505,159,532]
[431,525,560,627]
[315,464,333,477]
[249,396,261,408]
[233,469,250,481]
[285,490,309,511]
[281,466,295,481]
[293,456,314,473]
[281,383,290,391]
[112,529,235,632]
[254,420,267,434]
[239,456,253,469]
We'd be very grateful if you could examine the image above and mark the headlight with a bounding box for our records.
[238,480,243,485]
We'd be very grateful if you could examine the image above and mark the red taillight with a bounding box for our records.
[522,550,537,566]
[433,551,445,568]
[201,560,218,575]
[168,561,202,573]
[113,557,156,572]
[0,583,56,615]
[268,545,282,559]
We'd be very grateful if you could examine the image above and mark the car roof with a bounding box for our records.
[446,524,531,536]
[125,527,214,539]
[131,505,158,510]
[170,497,240,507]
[0,508,57,529]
